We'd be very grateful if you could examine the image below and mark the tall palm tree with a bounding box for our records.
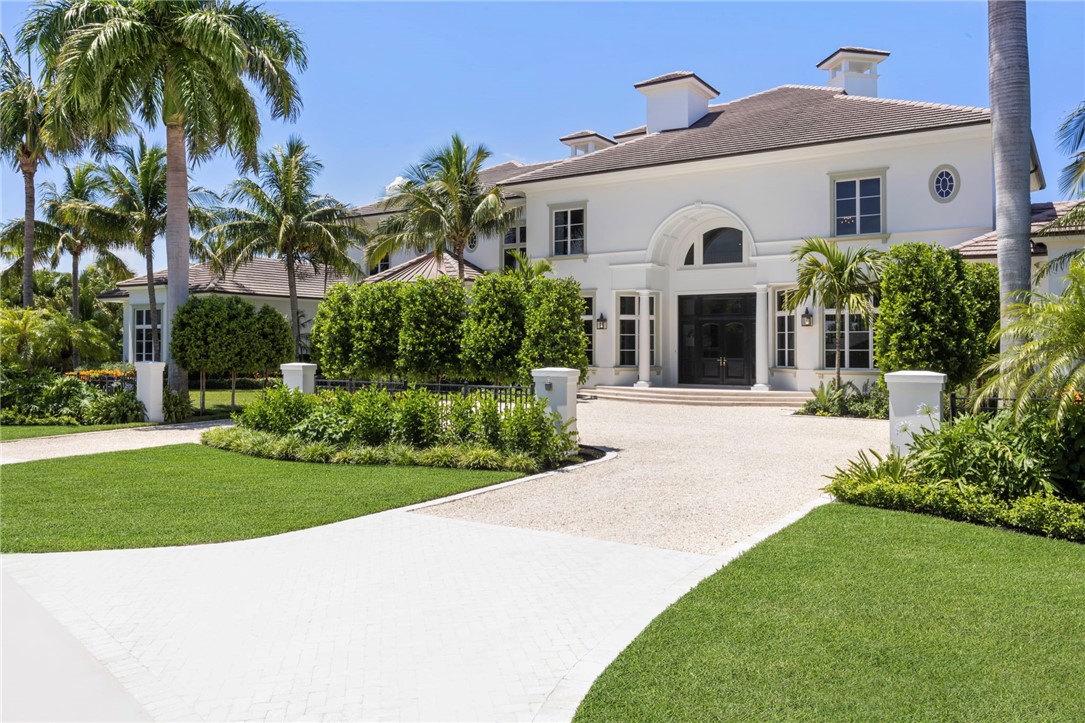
[0,35,64,308]
[201,136,364,357]
[21,0,307,391]
[975,259,1085,425]
[369,135,517,282]
[786,237,885,387]
[988,0,1034,352]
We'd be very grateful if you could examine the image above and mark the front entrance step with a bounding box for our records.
[584,386,812,408]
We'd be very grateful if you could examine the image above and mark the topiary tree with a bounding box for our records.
[310,283,355,378]
[171,296,231,413]
[461,274,527,383]
[518,276,588,384]
[352,282,403,380]
[397,277,466,382]
[218,296,260,409]
[252,304,294,388]
[874,243,998,388]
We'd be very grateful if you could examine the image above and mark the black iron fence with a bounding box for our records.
[315,378,535,404]
[67,372,136,393]
[947,391,1012,418]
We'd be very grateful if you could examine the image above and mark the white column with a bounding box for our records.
[122,303,134,362]
[281,363,317,393]
[885,371,946,455]
[532,367,579,435]
[135,361,166,422]
[634,289,652,388]
[752,284,770,391]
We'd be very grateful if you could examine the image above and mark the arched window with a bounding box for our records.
[702,227,743,264]
[683,244,695,266]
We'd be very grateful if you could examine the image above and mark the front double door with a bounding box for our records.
[679,294,755,385]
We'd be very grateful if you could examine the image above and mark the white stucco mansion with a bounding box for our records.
[353,47,1080,391]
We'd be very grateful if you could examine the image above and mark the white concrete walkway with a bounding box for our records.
[0,420,229,464]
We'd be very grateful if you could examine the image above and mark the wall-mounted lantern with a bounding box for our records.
[800,308,814,327]
[596,313,608,330]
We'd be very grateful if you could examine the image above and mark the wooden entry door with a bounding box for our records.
[679,294,755,385]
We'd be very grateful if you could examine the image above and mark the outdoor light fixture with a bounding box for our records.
[544,378,553,391]
[800,308,814,327]
[596,312,608,330]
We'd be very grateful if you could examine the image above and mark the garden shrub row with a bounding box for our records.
[0,365,146,425]
[310,274,588,385]
[799,380,888,419]
[827,402,1085,542]
[222,385,577,472]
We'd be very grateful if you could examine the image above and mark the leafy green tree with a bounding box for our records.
[965,261,1001,351]
[171,295,235,413]
[252,304,293,387]
[0,304,109,369]
[200,137,364,357]
[397,277,465,382]
[351,282,402,380]
[786,237,885,386]
[874,244,998,387]
[975,259,1085,424]
[461,273,526,383]
[517,276,588,384]
[369,134,517,282]
[22,0,307,391]
[0,35,69,308]
[310,283,355,378]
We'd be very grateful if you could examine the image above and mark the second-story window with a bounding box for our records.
[503,226,527,269]
[834,174,883,236]
[553,207,585,256]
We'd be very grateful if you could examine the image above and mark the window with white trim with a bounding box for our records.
[134,307,161,362]
[824,307,876,370]
[581,296,595,366]
[369,255,390,274]
[503,225,527,269]
[617,294,655,367]
[775,290,795,368]
[552,207,585,256]
[833,175,883,236]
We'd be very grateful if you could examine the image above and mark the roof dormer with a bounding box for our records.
[559,130,617,157]
[634,71,720,133]
[817,47,890,97]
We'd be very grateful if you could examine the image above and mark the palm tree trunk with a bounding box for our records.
[20,161,37,308]
[145,242,159,363]
[71,250,81,369]
[835,310,843,387]
[285,255,301,359]
[988,0,1033,354]
[165,122,191,394]
[456,241,466,282]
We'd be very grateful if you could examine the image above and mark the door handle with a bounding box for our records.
[718,357,726,366]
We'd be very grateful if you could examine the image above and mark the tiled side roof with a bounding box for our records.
[816,46,891,68]
[633,71,720,96]
[362,252,485,283]
[104,257,354,299]
[954,201,1085,259]
[504,86,990,185]
[349,159,561,218]
[559,130,614,142]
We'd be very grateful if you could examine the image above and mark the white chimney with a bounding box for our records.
[816,47,890,97]
[634,71,720,133]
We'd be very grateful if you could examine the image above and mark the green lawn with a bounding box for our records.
[575,504,1085,723]
[0,422,154,441]
[190,388,263,417]
[1,444,516,553]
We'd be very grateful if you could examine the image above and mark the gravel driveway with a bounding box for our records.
[0,420,230,464]
[422,399,889,555]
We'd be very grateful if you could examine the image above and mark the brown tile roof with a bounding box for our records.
[362,252,485,283]
[100,257,355,300]
[559,129,616,144]
[954,201,1085,259]
[349,159,561,218]
[634,71,720,96]
[816,46,891,69]
[613,126,646,139]
[504,85,990,185]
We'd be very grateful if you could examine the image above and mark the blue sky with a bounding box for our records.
[1,1,1083,272]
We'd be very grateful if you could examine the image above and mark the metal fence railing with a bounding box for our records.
[315,379,535,404]
[66,372,136,393]
[947,391,1012,418]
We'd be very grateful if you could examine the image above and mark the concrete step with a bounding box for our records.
[584,386,812,408]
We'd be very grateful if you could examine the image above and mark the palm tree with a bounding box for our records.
[201,137,364,357]
[0,35,64,308]
[974,259,1085,425]
[1036,101,1085,277]
[369,135,517,282]
[786,237,885,387]
[21,0,307,390]
[503,249,552,285]
[988,0,1034,352]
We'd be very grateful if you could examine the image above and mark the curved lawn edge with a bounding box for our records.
[0,444,519,554]
[572,504,1085,722]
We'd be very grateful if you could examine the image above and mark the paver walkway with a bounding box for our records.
[2,401,888,721]
[0,419,229,464]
